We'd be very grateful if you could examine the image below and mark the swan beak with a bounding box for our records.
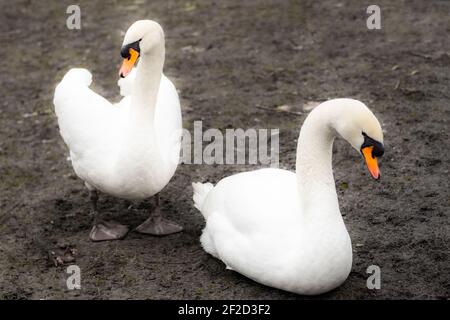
[119,48,139,78]
[362,146,380,180]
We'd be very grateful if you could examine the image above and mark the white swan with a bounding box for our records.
[192,99,384,295]
[54,20,183,241]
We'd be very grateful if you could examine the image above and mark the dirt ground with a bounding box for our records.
[0,0,449,300]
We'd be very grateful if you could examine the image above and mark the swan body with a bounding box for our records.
[54,20,183,240]
[54,68,181,200]
[193,99,384,295]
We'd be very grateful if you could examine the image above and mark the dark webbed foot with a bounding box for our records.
[135,208,183,236]
[135,194,183,236]
[87,189,129,241]
[89,221,129,242]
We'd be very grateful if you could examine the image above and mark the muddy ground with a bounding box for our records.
[0,0,449,299]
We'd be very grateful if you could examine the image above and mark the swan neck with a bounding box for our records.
[296,107,340,216]
[131,44,165,125]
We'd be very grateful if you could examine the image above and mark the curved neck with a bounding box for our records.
[129,44,165,127]
[296,105,340,218]
[118,41,165,170]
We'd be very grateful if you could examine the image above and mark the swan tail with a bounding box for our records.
[192,182,214,213]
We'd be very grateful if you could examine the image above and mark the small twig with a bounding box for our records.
[255,106,302,116]
[144,260,189,265]
[407,52,432,60]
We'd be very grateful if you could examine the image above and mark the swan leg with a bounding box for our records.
[88,190,129,242]
[135,194,183,236]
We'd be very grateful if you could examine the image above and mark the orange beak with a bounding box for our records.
[119,48,139,78]
[362,146,381,180]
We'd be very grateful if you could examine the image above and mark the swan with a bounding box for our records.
[54,20,183,241]
[192,99,384,295]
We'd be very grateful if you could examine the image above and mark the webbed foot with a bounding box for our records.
[89,221,129,242]
[135,207,183,236]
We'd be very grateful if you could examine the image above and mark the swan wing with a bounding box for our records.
[196,169,301,287]
[202,168,300,231]
[53,68,120,159]
[198,169,300,255]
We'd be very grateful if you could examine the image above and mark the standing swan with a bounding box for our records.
[192,99,384,295]
[54,20,183,241]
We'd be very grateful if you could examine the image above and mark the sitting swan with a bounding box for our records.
[192,99,384,295]
[54,20,183,241]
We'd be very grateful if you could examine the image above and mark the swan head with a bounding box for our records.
[119,20,164,78]
[330,99,384,180]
